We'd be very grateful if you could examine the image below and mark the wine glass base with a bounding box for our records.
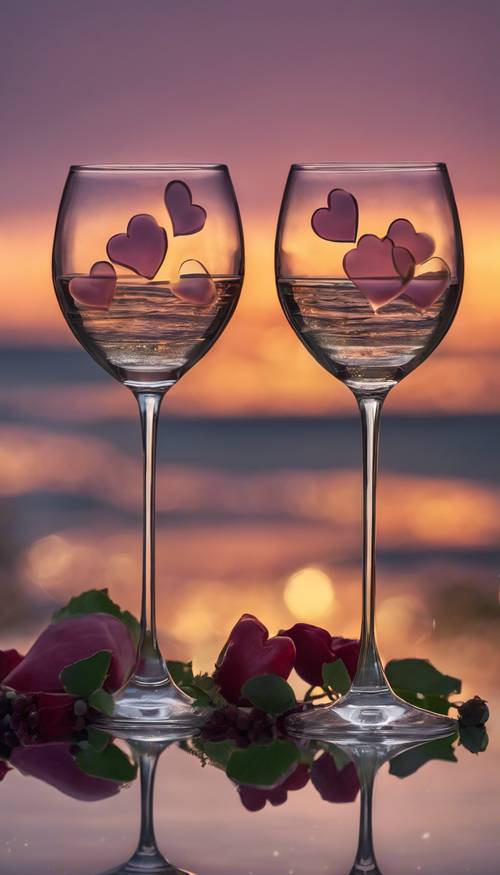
[286,685,456,742]
[93,677,208,741]
[99,854,193,874]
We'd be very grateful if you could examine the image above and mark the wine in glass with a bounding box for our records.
[276,163,463,739]
[53,165,244,733]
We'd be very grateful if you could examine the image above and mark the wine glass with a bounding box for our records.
[276,163,463,739]
[53,165,244,732]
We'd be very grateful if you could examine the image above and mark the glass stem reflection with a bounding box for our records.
[350,755,381,875]
[134,390,168,686]
[137,743,161,859]
[352,396,387,691]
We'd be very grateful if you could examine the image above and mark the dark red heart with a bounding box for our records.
[311,188,358,242]
[164,180,207,236]
[106,214,167,279]
[68,261,116,310]
[386,218,435,265]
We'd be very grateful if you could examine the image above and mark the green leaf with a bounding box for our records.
[182,685,214,706]
[60,651,111,698]
[202,740,236,769]
[53,588,140,646]
[75,743,137,783]
[167,660,194,687]
[227,740,300,788]
[241,674,297,715]
[188,673,226,707]
[322,660,351,696]
[385,659,461,697]
[389,736,457,778]
[85,727,111,752]
[458,724,489,754]
[392,690,451,715]
[88,688,115,716]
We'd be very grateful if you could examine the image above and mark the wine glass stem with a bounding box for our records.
[134,390,168,685]
[352,396,387,690]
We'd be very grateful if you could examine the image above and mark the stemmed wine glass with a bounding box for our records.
[53,165,244,732]
[276,163,463,738]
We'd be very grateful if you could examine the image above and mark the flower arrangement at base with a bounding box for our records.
[0,590,489,805]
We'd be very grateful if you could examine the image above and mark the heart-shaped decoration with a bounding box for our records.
[68,262,116,310]
[343,234,415,311]
[106,214,167,279]
[170,259,216,306]
[386,218,435,265]
[213,613,296,705]
[401,257,451,311]
[164,180,207,236]
[311,188,358,242]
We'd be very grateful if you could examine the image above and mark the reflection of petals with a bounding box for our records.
[387,218,435,264]
[10,743,120,801]
[343,234,415,310]
[311,752,360,803]
[238,763,309,811]
[401,257,451,311]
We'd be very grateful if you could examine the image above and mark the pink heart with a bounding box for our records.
[401,257,451,311]
[106,214,167,279]
[68,262,116,310]
[343,234,415,311]
[311,189,358,242]
[386,218,435,264]
[164,180,207,236]
[171,260,216,306]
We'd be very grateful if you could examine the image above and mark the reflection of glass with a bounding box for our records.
[53,165,244,732]
[325,735,454,875]
[276,163,463,739]
[97,735,194,875]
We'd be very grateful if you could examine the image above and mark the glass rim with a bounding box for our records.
[291,162,446,171]
[70,163,229,172]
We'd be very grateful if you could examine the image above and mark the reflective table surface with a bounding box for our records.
[1,708,498,875]
[1,351,499,873]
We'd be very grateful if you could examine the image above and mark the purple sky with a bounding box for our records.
[3,0,499,221]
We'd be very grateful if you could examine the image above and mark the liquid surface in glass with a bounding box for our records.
[56,275,241,387]
[278,278,460,391]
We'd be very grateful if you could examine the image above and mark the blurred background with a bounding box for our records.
[1,0,499,701]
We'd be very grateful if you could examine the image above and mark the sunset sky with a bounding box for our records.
[2,0,499,416]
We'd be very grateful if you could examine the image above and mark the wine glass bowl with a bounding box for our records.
[277,163,462,397]
[52,165,244,732]
[53,165,243,389]
[276,163,463,739]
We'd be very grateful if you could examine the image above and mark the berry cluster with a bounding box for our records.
[0,688,39,754]
[202,705,277,748]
